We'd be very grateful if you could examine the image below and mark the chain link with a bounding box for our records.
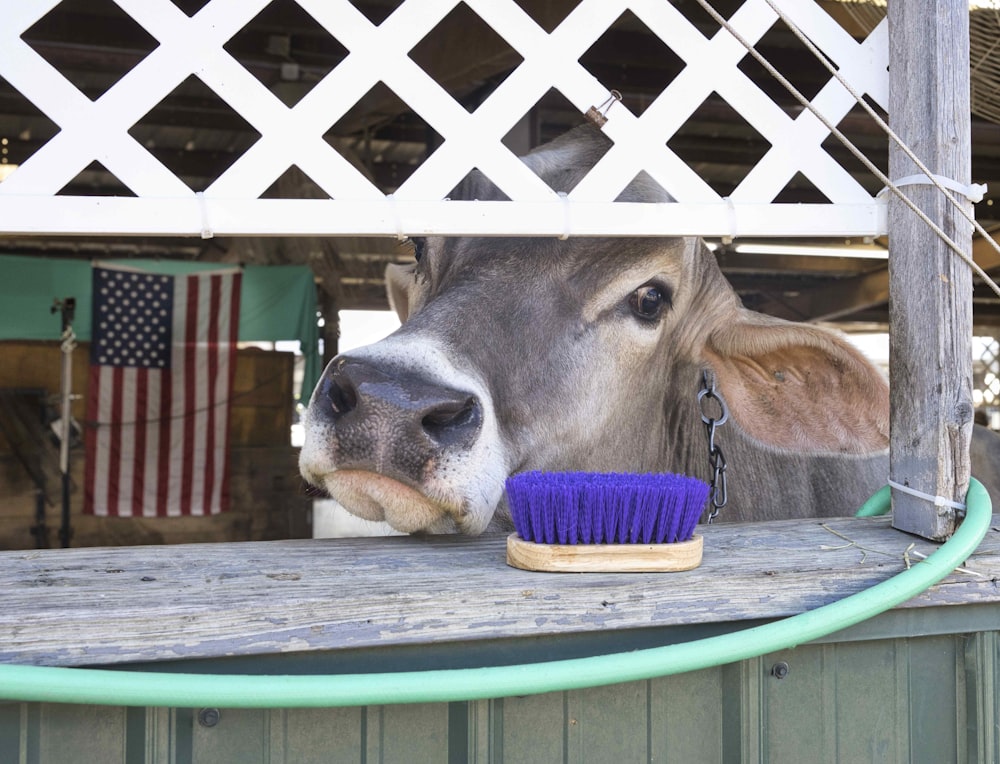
[60,325,77,354]
[698,370,729,523]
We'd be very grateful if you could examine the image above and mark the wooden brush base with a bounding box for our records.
[505,533,703,573]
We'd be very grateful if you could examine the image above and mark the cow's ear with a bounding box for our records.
[385,263,417,322]
[703,316,889,454]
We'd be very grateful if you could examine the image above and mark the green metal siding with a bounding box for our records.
[1,631,997,763]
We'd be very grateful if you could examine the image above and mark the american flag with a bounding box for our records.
[84,264,242,517]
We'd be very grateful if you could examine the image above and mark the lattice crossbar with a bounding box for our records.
[0,0,889,238]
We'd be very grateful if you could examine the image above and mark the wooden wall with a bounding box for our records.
[0,342,311,549]
[0,516,997,762]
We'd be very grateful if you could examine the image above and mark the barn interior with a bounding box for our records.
[1,0,999,549]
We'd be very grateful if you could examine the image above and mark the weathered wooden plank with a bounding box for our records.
[0,515,997,668]
[887,0,975,539]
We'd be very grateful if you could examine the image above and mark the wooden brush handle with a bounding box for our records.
[505,533,703,573]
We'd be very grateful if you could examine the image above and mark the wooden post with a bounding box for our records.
[887,0,974,540]
[319,288,340,370]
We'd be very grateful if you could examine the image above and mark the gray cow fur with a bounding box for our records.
[300,124,999,534]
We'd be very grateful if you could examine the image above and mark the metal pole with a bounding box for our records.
[52,298,76,548]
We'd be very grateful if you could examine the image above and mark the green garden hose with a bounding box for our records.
[0,479,989,708]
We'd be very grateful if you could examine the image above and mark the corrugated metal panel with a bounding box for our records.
[967,631,1000,762]
[0,631,996,763]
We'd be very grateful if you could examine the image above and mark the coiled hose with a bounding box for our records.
[0,479,989,708]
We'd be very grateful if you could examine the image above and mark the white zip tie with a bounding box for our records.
[721,196,737,245]
[386,193,406,241]
[389,193,406,241]
[888,479,966,510]
[878,174,988,204]
[196,191,213,240]
[557,192,571,240]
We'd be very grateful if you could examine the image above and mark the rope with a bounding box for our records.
[691,0,1000,299]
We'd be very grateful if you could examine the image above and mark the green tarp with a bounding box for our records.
[0,255,321,399]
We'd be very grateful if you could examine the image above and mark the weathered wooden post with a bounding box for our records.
[887,0,974,540]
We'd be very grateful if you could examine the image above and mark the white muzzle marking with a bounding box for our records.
[299,335,509,534]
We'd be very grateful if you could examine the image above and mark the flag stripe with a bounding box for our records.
[167,274,186,517]
[219,275,239,513]
[140,367,158,518]
[204,275,220,515]
[156,369,172,518]
[90,366,112,515]
[83,364,101,514]
[107,365,124,517]
[131,367,147,517]
[192,275,211,515]
[118,367,139,517]
[180,275,199,516]
[84,265,241,518]
[221,273,239,513]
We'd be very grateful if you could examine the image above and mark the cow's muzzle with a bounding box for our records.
[300,341,508,535]
[318,357,483,475]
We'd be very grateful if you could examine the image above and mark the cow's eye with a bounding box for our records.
[629,282,671,322]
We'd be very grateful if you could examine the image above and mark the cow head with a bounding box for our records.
[299,125,889,534]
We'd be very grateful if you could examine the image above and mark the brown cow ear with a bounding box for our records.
[385,263,417,322]
[703,316,889,454]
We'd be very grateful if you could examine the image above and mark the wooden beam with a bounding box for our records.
[715,248,880,276]
[887,0,974,540]
[816,1,882,39]
[973,229,1000,273]
[334,0,580,136]
[750,266,890,323]
[0,515,997,667]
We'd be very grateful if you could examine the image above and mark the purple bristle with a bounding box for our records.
[505,471,710,545]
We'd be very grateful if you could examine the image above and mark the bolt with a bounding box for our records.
[198,708,221,727]
[770,662,790,680]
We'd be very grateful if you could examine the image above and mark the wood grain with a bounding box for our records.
[506,534,703,572]
[887,0,974,540]
[0,514,997,668]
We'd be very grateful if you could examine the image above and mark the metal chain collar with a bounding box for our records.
[698,370,729,523]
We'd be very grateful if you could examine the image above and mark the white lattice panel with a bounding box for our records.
[0,0,889,238]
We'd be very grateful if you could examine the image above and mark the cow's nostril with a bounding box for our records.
[324,373,358,418]
[422,396,482,447]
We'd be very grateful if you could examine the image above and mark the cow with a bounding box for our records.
[300,124,1000,535]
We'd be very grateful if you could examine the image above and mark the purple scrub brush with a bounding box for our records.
[504,471,710,573]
